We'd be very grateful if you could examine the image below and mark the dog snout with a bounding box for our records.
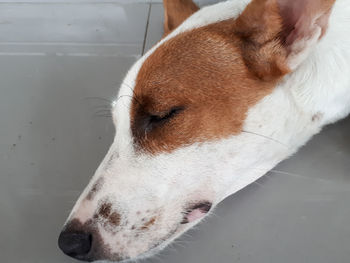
[58,230,92,260]
[58,218,124,262]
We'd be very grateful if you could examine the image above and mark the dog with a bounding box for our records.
[58,0,350,261]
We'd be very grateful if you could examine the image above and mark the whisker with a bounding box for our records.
[112,93,141,114]
[241,130,289,148]
[94,115,112,118]
[120,81,143,107]
[93,107,112,118]
[83,81,140,112]
[84,96,112,103]
[92,105,111,109]
[114,94,134,103]
[252,167,335,184]
[262,172,277,180]
[269,169,316,181]
[94,109,112,115]
[94,111,112,118]
[252,181,268,188]
[250,167,299,180]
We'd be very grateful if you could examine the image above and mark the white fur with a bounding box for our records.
[66,0,350,261]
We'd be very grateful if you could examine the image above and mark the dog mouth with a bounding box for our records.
[181,201,213,224]
[117,201,213,262]
[136,201,213,261]
[139,201,213,254]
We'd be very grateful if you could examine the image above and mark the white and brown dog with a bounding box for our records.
[58,0,350,261]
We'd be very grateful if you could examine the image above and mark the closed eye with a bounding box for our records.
[131,105,185,141]
[149,106,185,125]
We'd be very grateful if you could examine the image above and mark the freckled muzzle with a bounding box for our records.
[58,219,124,262]
[58,200,213,262]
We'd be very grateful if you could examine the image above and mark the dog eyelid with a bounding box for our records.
[149,106,185,124]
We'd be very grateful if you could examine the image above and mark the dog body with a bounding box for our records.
[59,0,350,262]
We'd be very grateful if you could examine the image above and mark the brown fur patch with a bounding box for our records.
[109,212,121,226]
[95,202,121,229]
[140,217,157,230]
[131,1,291,154]
[86,177,104,201]
[98,203,112,218]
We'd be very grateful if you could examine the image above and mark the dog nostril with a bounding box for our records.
[58,230,92,258]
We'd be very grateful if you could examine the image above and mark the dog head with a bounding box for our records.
[59,0,335,261]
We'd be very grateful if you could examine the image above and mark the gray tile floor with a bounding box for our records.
[0,1,349,262]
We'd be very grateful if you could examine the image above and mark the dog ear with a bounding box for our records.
[163,0,199,37]
[234,0,336,80]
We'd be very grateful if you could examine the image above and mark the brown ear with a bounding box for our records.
[163,0,199,36]
[234,0,335,81]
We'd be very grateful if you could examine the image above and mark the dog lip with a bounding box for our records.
[181,201,212,224]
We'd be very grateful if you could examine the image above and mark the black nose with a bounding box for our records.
[58,230,92,259]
